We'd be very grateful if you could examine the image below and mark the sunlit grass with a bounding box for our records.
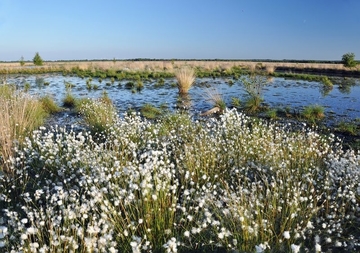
[0,108,359,253]
[175,67,196,94]
[0,84,47,173]
[302,104,325,123]
[76,93,118,134]
[39,95,61,114]
[204,86,227,112]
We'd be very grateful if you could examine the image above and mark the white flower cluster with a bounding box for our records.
[0,108,359,252]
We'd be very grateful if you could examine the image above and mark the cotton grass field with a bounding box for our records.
[0,85,359,253]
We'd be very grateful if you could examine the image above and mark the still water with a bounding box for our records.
[5,74,360,127]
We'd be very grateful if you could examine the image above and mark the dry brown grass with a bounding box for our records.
[0,85,47,173]
[1,60,359,74]
[175,67,196,94]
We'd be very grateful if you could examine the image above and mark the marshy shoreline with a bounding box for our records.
[0,60,359,253]
[1,59,360,77]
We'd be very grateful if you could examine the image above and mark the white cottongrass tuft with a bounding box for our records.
[291,244,301,253]
[283,231,290,239]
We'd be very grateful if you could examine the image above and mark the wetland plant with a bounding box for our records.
[175,67,196,94]
[231,97,241,108]
[125,81,135,89]
[266,108,278,119]
[0,84,47,171]
[62,91,76,108]
[241,74,268,113]
[136,80,144,91]
[140,103,163,119]
[336,121,358,135]
[23,82,31,92]
[204,86,227,113]
[0,109,359,252]
[39,95,61,114]
[244,95,264,113]
[301,104,325,122]
[321,76,333,87]
[155,77,165,87]
[77,97,118,134]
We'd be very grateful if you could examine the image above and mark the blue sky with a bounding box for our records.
[0,0,359,61]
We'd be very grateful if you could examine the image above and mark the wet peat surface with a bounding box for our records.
[5,74,360,149]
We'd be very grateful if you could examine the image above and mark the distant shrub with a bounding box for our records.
[33,52,43,66]
[342,52,357,68]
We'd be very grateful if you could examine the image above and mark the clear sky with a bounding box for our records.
[0,0,359,61]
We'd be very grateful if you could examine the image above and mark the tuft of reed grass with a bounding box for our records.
[0,84,47,172]
[140,103,164,119]
[336,121,358,135]
[175,67,196,94]
[62,91,76,108]
[39,95,61,114]
[321,76,333,87]
[231,97,241,108]
[203,86,227,112]
[266,108,278,119]
[302,104,325,122]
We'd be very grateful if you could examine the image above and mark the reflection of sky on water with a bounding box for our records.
[5,74,360,126]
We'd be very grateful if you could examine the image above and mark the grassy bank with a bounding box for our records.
[1,60,359,79]
[0,98,359,252]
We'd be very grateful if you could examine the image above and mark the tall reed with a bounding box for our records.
[0,85,47,173]
[175,67,196,94]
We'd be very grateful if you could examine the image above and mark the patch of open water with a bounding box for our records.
[5,74,360,128]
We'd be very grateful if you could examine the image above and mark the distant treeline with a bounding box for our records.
[0,58,343,64]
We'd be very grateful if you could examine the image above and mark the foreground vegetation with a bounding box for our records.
[0,89,359,252]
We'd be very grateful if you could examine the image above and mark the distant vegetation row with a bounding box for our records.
[0,58,347,64]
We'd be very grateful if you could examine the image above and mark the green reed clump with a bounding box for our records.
[266,108,278,119]
[39,95,61,114]
[302,104,325,123]
[135,80,144,91]
[321,76,333,87]
[336,121,359,135]
[140,103,164,119]
[231,97,241,108]
[241,74,268,113]
[62,92,76,108]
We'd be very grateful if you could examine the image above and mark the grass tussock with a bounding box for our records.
[302,104,325,123]
[140,103,164,119]
[0,84,47,172]
[203,86,227,112]
[175,67,196,94]
[76,94,118,134]
[39,95,61,114]
[0,109,359,253]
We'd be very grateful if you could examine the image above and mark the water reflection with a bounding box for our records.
[2,74,360,126]
[176,93,192,110]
